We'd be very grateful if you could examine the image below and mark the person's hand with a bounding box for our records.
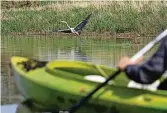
[119,56,144,70]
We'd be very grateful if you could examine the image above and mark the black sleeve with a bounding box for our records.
[124,38,167,84]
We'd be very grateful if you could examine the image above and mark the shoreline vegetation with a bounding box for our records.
[2,1,167,36]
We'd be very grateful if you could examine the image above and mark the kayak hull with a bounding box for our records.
[11,56,167,113]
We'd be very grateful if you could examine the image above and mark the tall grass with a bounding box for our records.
[1,1,167,35]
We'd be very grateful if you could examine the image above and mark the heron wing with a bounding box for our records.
[74,13,92,31]
[57,29,72,33]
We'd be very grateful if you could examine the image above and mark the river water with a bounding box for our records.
[1,35,155,105]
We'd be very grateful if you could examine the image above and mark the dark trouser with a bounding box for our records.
[158,79,167,90]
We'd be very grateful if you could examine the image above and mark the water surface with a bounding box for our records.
[1,35,155,105]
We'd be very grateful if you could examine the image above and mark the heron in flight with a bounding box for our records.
[56,13,92,35]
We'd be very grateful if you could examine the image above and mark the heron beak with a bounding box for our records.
[61,21,66,24]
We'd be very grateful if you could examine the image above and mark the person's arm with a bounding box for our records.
[119,38,167,84]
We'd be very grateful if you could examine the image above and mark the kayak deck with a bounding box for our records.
[11,56,167,112]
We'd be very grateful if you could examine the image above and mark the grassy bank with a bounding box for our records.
[1,1,167,35]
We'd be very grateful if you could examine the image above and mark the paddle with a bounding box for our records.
[61,29,167,113]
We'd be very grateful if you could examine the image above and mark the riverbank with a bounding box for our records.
[2,1,167,35]
[3,31,154,45]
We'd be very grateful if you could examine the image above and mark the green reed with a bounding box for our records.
[1,1,167,35]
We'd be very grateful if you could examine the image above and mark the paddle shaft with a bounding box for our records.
[68,69,121,113]
[66,29,167,113]
[131,29,167,61]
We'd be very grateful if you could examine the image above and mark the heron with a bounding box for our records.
[56,13,92,35]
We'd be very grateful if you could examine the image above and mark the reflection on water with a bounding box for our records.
[1,35,155,105]
[1,104,34,113]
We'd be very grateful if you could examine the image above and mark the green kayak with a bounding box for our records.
[11,56,167,113]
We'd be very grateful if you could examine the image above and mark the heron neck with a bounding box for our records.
[65,23,71,29]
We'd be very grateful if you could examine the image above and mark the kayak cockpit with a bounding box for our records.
[11,56,129,85]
